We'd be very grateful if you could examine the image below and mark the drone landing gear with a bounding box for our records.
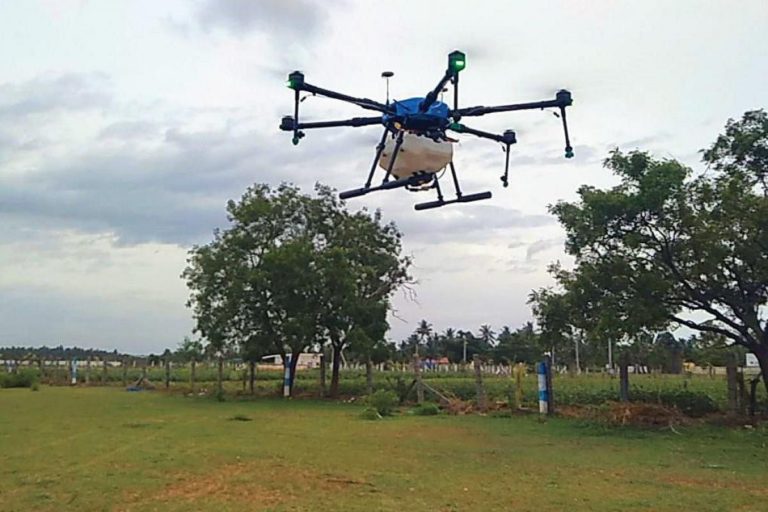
[414,162,491,211]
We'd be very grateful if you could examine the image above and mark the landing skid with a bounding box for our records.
[338,129,491,210]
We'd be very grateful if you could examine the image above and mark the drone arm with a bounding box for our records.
[447,123,516,144]
[420,70,454,113]
[280,116,382,131]
[448,124,517,187]
[296,82,393,114]
[452,90,573,118]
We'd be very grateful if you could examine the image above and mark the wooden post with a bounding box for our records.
[217,355,224,398]
[736,371,747,416]
[249,360,255,395]
[512,362,525,409]
[122,358,128,388]
[726,359,739,415]
[414,354,424,405]
[473,354,486,412]
[619,354,630,402]
[85,357,91,385]
[319,353,326,397]
[365,357,374,395]
[190,359,196,393]
[164,359,171,389]
[102,360,108,385]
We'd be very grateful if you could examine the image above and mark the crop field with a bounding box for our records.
[21,366,767,416]
[1,387,767,512]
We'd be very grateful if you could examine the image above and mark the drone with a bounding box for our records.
[280,50,573,210]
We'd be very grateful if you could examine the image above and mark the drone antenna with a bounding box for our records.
[381,71,394,105]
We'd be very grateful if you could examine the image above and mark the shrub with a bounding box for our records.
[0,369,39,389]
[412,403,440,416]
[360,407,382,421]
[367,390,398,416]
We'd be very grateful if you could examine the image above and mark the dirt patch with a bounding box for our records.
[557,402,691,427]
[665,474,768,497]
[122,459,376,510]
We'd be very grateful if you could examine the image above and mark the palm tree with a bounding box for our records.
[478,324,496,346]
[414,320,433,356]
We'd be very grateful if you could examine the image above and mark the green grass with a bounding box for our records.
[1,387,766,511]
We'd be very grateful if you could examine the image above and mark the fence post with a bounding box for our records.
[473,354,486,412]
[283,355,291,398]
[619,354,630,402]
[513,362,525,409]
[726,359,739,415]
[122,358,128,388]
[85,357,91,385]
[545,354,555,414]
[319,353,326,397]
[164,359,170,389]
[414,354,424,404]
[102,360,108,385]
[365,357,374,395]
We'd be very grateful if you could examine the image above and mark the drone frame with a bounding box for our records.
[280,50,574,210]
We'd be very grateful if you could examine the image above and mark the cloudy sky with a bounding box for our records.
[1,0,766,354]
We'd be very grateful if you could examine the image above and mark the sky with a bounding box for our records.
[0,0,766,354]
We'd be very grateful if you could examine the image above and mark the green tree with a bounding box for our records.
[184,183,409,397]
[549,110,768,392]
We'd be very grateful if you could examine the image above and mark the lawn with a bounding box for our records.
[0,387,766,511]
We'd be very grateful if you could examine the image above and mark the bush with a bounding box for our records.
[360,407,382,421]
[412,403,440,416]
[0,369,39,389]
[367,390,398,416]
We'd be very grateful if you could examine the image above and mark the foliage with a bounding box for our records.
[540,110,768,391]
[411,403,440,416]
[183,183,411,397]
[0,369,39,388]
[366,389,399,416]
[359,407,382,421]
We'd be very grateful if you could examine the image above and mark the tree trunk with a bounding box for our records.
[249,360,255,395]
[288,353,300,396]
[365,357,374,395]
[330,344,342,398]
[190,360,196,393]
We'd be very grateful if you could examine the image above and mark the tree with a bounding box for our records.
[549,110,768,392]
[184,183,410,398]
[317,204,412,397]
[478,324,496,346]
[414,320,433,356]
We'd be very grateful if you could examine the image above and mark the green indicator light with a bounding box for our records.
[449,51,466,73]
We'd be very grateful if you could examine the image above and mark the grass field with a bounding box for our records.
[1,387,766,511]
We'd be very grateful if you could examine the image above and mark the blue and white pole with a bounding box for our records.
[71,358,78,385]
[537,361,549,415]
[283,354,292,398]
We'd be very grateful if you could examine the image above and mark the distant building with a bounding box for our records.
[260,353,322,369]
